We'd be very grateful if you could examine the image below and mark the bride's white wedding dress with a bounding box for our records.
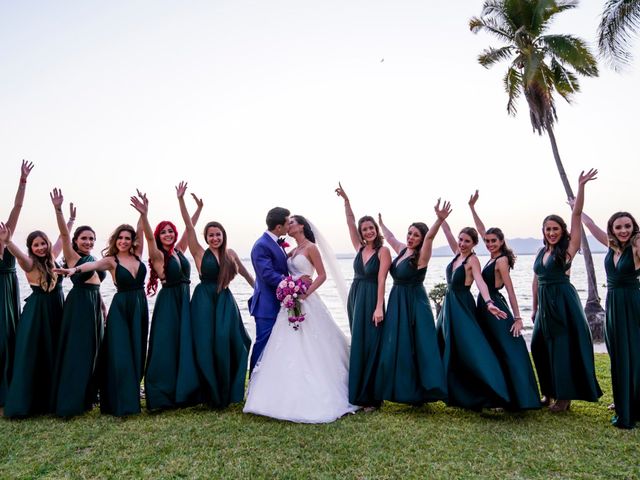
[243,254,359,423]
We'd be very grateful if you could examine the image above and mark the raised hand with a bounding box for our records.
[377,213,385,227]
[434,198,452,221]
[21,160,34,179]
[130,190,149,215]
[176,181,188,198]
[69,202,76,221]
[191,192,203,209]
[50,188,64,209]
[0,223,12,243]
[578,168,598,186]
[468,190,479,207]
[334,182,349,202]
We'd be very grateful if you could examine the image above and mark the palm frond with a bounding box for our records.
[534,0,578,36]
[598,0,640,69]
[550,57,580,102]
[503,66,523,116]
[469,16,514,43]
[478,46,515,68]
[480,0,518,32]
[539,35,599,76]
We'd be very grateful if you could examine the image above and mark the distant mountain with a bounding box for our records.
[431,236,607,257]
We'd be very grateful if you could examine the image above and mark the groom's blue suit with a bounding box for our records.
[248,232,288,372]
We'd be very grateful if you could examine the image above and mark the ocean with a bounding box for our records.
[16,252,609,350]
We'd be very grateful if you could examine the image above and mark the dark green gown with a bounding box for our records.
[476,256,540,410]
[190,249,251,408]
[0,250,20,407]
[4,275,64,417]
[604,247,640,428]
[145,250,200,410]
[347,247,383,406]
[100,257,148,416]
[436,254,510,409]
[375,249,447,404]
[51,256,105,417]
[530,249,602,402]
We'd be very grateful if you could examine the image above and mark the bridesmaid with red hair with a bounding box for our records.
[129,190,204,410]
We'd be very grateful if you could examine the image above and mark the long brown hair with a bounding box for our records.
[607,212,639,252]
[102,224,137,258]
[409,222,428,268]
[204,221,237,292]
[26,230,58,292]
[358,215,383,249]
[542,214,570,268]
[485,227,516,269]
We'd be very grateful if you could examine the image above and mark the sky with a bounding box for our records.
[1,0,638,257]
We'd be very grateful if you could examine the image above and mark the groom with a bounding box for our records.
[248,207,290,373]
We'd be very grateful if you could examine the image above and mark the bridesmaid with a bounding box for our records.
[49,189,106,417]
[436,220,510,410]
[374,200,450,405]
[578,209,639,428]
[530,169,602,412]
[177,182,254,408]
[468,191,540,411]
[55,210,147,417]
[130,190,203,410]
[335,183,391,410]
[1,225,65,417]
[0,160,33,409]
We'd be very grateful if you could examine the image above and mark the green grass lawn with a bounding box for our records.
[1,354,638,479]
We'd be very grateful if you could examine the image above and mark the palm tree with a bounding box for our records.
[469,0,605,339]
[598,0,640,70]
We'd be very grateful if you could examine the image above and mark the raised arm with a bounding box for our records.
[441,220,458,254]
[579,206,608,247]
[5,160,33,232]
[133,193,146,258]
[378,213,404,254]
[469,256,507,320]
[418,199,451,269]
[335,182,361,251]
[51,201,75,260]
[176,182,205,268]
[373,246,392,326]
[176,192,203,253]
[301,245,326,298]
[229,248,255,288]
[50,188,81,266]
[0,223,33,271]
[130,191,163,270]
[468,190,487,239]
[568,169,598,258]
[495,257,523,336]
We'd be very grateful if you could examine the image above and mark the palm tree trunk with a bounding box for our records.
[547,127,605,340]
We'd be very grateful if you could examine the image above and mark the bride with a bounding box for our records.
[243,215,359,423]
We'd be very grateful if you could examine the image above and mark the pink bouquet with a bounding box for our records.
[276,275,310,330]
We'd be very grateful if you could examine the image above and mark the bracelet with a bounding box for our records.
[485,298,494,305]
[19,178,27,184]
[55,209,63,214]
[514,316,522,320]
